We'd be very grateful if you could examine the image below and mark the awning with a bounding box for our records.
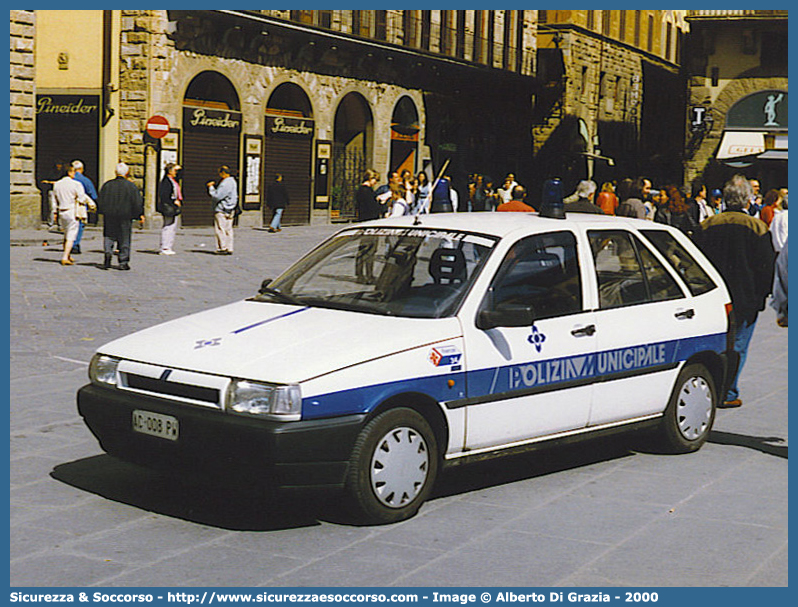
[758,149,788,161]
[717,131,765,159]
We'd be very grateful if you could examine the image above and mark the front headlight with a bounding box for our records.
[226,380,302,421]
[89,354,120,386]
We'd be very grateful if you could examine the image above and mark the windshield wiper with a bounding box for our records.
[255,285,305,306]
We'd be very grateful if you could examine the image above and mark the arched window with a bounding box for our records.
[267,82,313,118]
[184,71,240,111]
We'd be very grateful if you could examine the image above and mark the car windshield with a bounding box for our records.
[254,227,498,318]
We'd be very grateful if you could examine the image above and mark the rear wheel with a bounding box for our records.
[344,408,438,525]
[656,363,716,453]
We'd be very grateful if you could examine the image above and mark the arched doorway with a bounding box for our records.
[264,83,314,226]
[333,93,373,220]
[390,96,420,177]
[182,71,242,226]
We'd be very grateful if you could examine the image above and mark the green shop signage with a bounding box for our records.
[726,90,788,131]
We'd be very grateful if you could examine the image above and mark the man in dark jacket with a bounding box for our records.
[697,174,776,408]
[356,169,382,221]
[266,173,290,232]
[97,162,144,270]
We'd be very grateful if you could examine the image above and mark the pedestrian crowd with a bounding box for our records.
[42,159,253,269]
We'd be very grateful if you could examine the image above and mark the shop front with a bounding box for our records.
[35,93,100,222]
[263,83,315,226]
[714,90,788,189]
[181,71,242,226]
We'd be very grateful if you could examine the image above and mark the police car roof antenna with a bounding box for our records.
[414,158,450,225]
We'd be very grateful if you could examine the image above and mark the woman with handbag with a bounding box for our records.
[157,163,182,255]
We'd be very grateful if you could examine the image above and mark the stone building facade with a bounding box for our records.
[18,9,538,229]
[10,10,39,229]
[532,10,688,195]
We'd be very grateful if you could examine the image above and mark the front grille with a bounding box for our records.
[125,373,220,405]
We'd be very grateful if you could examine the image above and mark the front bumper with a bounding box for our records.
[77,384,367,488]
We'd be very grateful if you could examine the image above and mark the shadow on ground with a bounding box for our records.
[51,436,636,531]
[708,430,787,459]
[433,435,635,499]
[51,455,326,532]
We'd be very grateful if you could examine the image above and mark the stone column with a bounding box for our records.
[10,10,41,229]
[119,10,153,223]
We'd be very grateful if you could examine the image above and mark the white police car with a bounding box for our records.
[78,210,736,524]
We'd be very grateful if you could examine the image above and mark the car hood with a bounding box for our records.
[97,300,463,384]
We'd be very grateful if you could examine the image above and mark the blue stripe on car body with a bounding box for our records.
[300,332,727,419]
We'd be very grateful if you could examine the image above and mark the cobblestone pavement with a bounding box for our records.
[9,224,788,587]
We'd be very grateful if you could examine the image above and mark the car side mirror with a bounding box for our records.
[259,279,273,294]
[476,304,537,330]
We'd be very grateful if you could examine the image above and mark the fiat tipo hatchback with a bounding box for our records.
[79,212,736,523]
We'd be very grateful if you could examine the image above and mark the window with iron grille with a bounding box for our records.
[456,10,466,58]
[474,10,485,63]
[487,11,495,66]
[403,10,417,47]
[647,15,654,52]
[666,23,673,60]
[352,10,371,37]
[619,11,627,42]
[635,11,641,47]
[441,10,453,55]
[318,10,332,30]
[375,10,387,40]
[515,10,525,73]
[503,10,514,70]
[421,10,431,50]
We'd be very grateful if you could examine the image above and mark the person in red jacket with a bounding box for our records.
[759,188,783,227]
[496,185,535,212]
[596,182,618,215]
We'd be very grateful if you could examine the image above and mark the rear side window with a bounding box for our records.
[641,229,717,296]
[588,230,683,309]
[486,231,583,320]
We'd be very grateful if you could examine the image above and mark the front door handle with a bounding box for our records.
[571,324,596,337]
[675,308,695,320]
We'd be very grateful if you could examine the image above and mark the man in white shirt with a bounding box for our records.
[447,175,459,212]
[770,199,788,253]
[53,164,91,266]
[497,175,515,204]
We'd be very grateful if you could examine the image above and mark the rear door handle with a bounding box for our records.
[675,308,695,320]
[571,324,596,337]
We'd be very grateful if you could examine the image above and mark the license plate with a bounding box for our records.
[132,410,179,441]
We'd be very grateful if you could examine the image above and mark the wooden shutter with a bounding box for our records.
[181,109,241,226]
[263,117,313,226]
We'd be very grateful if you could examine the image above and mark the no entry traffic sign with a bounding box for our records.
[145,115,170,139]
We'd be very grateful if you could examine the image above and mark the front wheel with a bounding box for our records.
[656,363,716,453]
[344,408,438,525]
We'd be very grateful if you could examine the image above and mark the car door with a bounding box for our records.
[585,228,701,426]
[462,230,596,452]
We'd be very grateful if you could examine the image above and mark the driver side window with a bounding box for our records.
[486,231,583,320]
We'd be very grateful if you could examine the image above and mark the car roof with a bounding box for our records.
[345,212,664,239]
